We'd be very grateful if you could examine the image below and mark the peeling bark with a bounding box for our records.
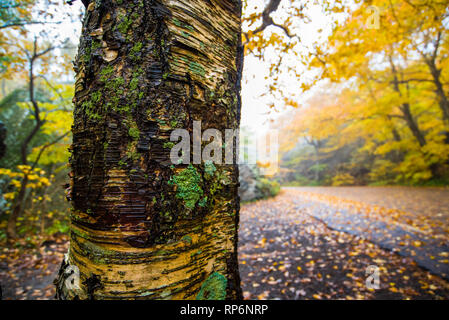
[56,0,242,300]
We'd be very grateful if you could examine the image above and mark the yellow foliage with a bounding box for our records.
[276,0,449,185]
[0,165,52,203]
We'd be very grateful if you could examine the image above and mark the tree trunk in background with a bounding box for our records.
[56,0,242,300]
[429,65,449,123]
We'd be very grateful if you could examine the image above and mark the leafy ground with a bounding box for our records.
[1,187,449,299]
[239,187,449,299]
[287,187,449,280]
[0,236,67,299]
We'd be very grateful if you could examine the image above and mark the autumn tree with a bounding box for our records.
[55,0,243,300]
[1,0,73,81]
[0,33,73,239]
[0,0,81,239]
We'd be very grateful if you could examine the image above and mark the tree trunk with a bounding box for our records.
[6,175,28,240]
[400,103,426,147]
[427,61,449,123]
[313,145,319,182]
[6,49,43,240]
[56,0,243,300]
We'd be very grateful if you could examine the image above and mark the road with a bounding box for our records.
[239,187,449,299]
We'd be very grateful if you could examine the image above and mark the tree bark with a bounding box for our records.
[400,102,426,147]
[56,0,243,300]
[426,60,449,123]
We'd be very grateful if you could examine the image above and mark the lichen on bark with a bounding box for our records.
[196,272,227,300]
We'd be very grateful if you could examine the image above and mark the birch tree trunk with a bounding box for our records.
[56,0,243,300]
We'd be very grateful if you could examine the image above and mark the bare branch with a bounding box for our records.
[30,131,71,170]
[251,0,298,39]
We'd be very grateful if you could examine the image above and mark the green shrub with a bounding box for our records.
[257,178,281,198]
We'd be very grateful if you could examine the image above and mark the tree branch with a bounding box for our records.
[30,131,71,170]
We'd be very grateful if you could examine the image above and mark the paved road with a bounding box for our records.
[287,187,449,280]
[288,186,449,223]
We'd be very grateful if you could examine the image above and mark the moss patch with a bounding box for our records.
[128,127,140,140]
[204,161,216,179]
[130,42,143,61]
[163,141,175,149]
